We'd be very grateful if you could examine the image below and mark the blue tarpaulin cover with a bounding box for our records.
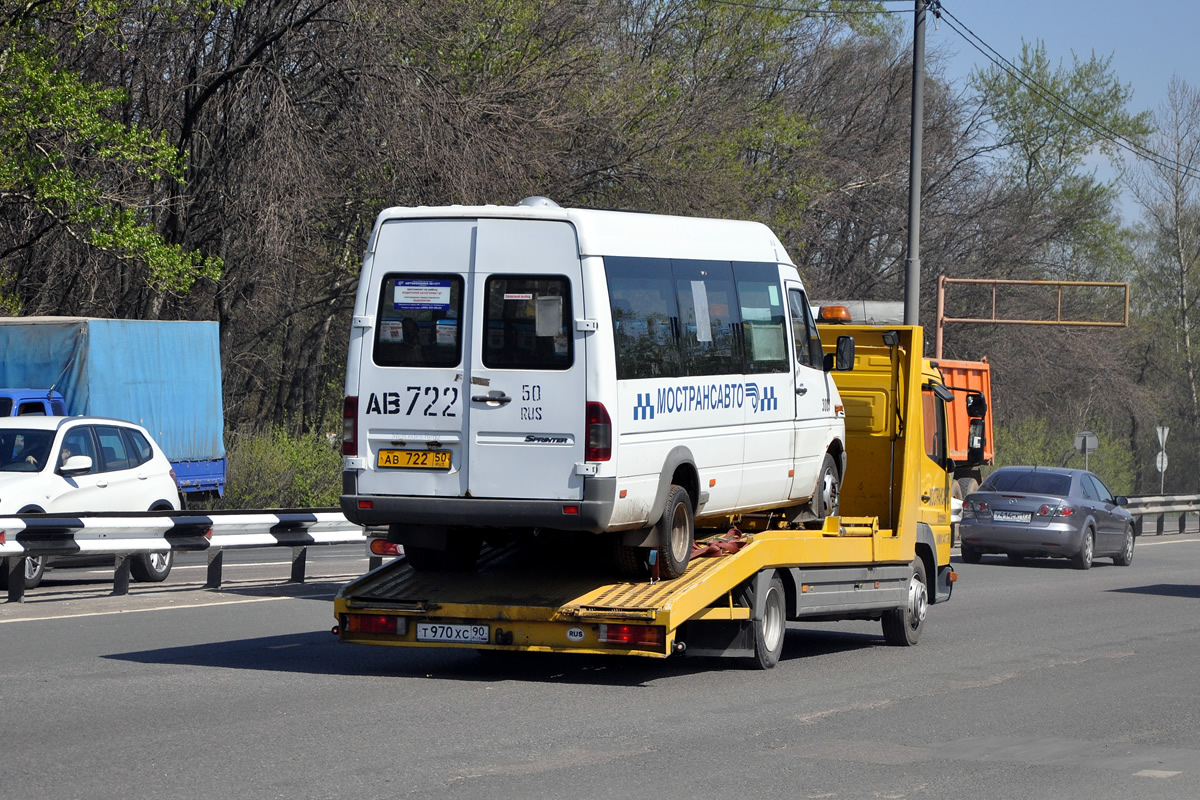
[0,317,225,461]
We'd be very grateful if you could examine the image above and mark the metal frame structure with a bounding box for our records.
[934,275,1130,359]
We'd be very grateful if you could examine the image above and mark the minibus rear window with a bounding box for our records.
[374,274,464,368]
[481,275,573,370]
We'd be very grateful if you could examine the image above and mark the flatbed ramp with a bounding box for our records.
[334,519,916,660]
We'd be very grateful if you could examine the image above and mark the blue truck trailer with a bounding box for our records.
[0,317,226,499]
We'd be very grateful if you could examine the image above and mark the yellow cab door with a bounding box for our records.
[918,379,955,565]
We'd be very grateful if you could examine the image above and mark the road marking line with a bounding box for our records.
[0,593,328,624]
[1138,538,1200,547]
[1135,769,1181,778]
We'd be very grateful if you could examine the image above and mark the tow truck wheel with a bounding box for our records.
[746,573,787,670]
[882,557,927,646]
[656,485,693,580]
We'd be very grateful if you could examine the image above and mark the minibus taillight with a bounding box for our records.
[585,402,611,461]
[342,396,358,456]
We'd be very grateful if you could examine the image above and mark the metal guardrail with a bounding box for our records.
[1123,495,1200,536]
[0,508,365,603]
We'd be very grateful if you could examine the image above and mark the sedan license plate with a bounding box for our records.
[416,623,490,644]
[993,510,1032,523]
[377,449,451,469]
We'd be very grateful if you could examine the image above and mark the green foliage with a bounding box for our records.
[212,427,342,510]
[972,40,1152,191]
[992,417,1135,495]
[0,0,223,292]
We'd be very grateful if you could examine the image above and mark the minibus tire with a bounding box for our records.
[812,453,840,519]
[656,485,693,579]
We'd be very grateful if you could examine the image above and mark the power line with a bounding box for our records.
[699,0,1199,182]
[937,4,1200,182]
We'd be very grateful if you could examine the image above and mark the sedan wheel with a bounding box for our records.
[1071,529,1094,571]
[1113,526,1135,566]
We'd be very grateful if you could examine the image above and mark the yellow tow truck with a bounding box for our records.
[332,323,979,668]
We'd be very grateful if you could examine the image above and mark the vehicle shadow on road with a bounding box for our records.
[1109,583,1200,599]
[103,626,884,685]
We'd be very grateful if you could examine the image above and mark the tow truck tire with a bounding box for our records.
[882,557,927,646]
[131,551,173,582]
[746,573,787,670]
[656,485,693,580]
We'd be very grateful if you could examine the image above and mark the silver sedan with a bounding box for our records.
[959,466,1135,570]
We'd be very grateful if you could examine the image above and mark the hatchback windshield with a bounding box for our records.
[982,469,1071,496]
[0,428,54,472]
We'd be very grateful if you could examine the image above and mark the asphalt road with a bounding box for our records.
[3,535,1200,800]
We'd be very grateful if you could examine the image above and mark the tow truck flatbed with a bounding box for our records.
[335,517,920,660]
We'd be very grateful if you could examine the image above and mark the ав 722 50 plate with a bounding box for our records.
[377,449,451,469]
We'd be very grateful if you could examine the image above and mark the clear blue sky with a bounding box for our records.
[917,0,1198,116]
[894,0,1199,218]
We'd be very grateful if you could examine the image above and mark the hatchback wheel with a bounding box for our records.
[131,550,174,582]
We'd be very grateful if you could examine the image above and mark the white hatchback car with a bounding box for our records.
[0,416,181,588]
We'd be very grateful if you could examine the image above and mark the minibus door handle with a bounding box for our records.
[472,392,512,406]
[796,385,808,396]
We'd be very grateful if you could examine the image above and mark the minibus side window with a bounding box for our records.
[673,259,741,377]
[733,262,788,374]
[374,273,464,368]
[788,289,823,369]
[605,257,683,380]
[481,275,573,370]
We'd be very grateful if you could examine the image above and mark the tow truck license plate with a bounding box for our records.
[993,510,1031,523]
[377,449,451,469]
[417,623,490,644]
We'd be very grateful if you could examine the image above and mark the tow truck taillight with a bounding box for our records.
[586,402,611,461]
[345,614,404,635]
[599,624,665,648]
[342,396,358,456]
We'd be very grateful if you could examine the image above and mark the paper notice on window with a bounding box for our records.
[393,279,451,310]
[691,281,712,342]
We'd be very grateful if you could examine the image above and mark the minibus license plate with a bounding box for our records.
[417,623,489,643]
[377,449,451,469]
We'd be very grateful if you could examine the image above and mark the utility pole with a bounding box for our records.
[904,0,929,327]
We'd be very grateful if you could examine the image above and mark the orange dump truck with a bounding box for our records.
[935,357,993,498]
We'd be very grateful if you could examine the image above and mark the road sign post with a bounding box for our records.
[1074,431,1098,471]
[1156,426,1169,494]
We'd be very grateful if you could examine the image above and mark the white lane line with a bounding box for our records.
[1138,538,1200,546]
[0,593,331,624]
